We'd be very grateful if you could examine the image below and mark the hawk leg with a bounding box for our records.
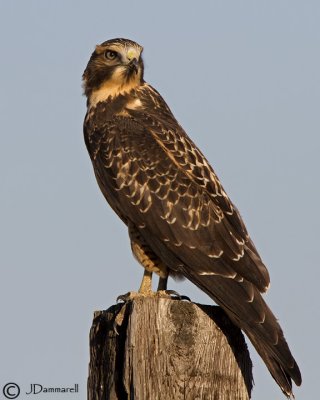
[157,276,168,291]
[139,269,153,293]
[116,223,189,305]
[128,223,168,293]
[114,226,190,332]
[130,226,190,300]
[114,231,168,333]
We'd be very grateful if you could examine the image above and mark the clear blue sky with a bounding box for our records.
[1,1,319,399]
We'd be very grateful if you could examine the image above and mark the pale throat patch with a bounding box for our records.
[88,67,142,108]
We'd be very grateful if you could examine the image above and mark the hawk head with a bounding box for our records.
[83,38,144,99]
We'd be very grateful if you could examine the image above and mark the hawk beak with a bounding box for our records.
[128,58,139,74]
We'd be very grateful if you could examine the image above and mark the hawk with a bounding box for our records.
[83,38,301,397]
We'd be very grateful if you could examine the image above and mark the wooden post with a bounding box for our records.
[88,297,253,400]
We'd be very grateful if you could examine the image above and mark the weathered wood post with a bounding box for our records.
[88,297,253,400]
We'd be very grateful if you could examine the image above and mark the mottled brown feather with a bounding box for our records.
[83,40,301,398]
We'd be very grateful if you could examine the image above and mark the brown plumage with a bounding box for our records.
[83,38,301,397]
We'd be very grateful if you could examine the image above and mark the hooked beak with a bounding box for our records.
[128,58,139,74]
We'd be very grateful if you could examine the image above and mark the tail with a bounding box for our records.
[245,324,301,398]
[189,273,302,397]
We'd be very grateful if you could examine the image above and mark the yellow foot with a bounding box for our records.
[116,290,190,302]
[116,291,152,303]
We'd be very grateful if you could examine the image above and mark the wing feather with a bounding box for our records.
[88,112,269,290]
[84,81,301,398]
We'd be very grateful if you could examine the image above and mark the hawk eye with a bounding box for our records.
[105,50,118,60]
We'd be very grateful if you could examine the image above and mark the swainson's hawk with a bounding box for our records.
[83,38,301,397]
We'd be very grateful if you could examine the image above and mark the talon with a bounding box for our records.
[157,290,191,301]
[163,289,181,298]
[116,292,132,303]
[116,291,149,304]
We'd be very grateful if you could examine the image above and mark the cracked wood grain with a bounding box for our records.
[88,297,253,400]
